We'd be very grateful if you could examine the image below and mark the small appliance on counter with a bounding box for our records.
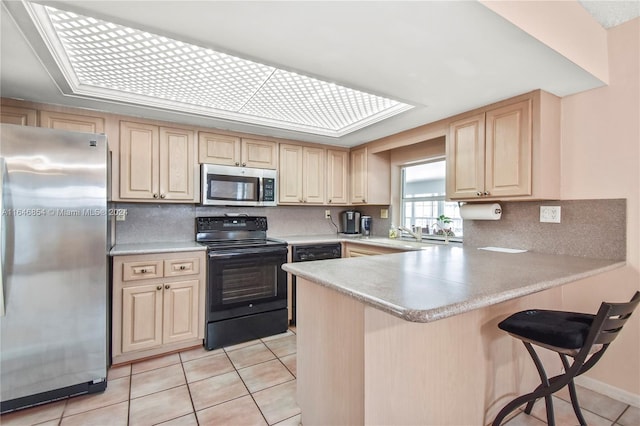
[361,216,372,236]
[340,210,361,234]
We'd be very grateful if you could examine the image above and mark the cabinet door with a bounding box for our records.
[279,144,303,203]
[160,127,196,201]
[326,150,349,205]
[0,106,37,126]
[242,138,277,169]
[122,284,163,352]
[344,243,405,257]
[485,99,532,197]
[303,147,325,204]
[163,280,199,344]
[350,147,367,203]
[198,132,241,165]
[120,121,160,200]
[447,113,485,199]
[40,111,105,133]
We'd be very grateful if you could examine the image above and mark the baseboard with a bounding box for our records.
[575,376,640,408]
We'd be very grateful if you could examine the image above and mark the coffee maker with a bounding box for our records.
[361,216,372,236]
[340,210,361,234]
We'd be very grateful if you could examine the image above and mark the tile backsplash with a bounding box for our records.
[114,199,625,261]
[463,199,626,260]
[114,203,391,244]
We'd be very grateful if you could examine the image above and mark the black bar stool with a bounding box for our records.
[492,291,640,426]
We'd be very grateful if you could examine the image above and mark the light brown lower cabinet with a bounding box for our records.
[343,242,407,257]
[112,251,206,365]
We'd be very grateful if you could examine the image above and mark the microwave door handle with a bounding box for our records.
[0,157,5,316]
[258,177,264,203]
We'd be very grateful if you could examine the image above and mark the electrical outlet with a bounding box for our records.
[116,212,127,221]
[380,208,389,219]
[540,206,561,223]
[325,210,331,219]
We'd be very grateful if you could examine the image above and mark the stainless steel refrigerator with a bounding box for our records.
[0,124,109,413]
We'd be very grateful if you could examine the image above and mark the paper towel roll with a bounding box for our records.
[460,203,502,220]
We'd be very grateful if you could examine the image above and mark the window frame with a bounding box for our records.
[400,159,463,241]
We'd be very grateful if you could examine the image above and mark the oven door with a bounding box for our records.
[207,246,287,321]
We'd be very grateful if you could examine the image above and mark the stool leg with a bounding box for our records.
[523,342,555,426]
[492,342,556,426]
[560,354,587,426]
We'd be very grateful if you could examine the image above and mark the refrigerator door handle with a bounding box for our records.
[0,156,5,316]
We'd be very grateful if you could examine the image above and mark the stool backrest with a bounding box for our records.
[590,291,640,347]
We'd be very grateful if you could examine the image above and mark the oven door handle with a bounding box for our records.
[208,247,287,259]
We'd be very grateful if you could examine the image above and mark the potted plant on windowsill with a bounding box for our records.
[434,215,455,242]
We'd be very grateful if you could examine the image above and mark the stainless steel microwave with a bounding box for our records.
[201,164,277,207]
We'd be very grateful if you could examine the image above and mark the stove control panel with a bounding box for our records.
[196,216,268,233]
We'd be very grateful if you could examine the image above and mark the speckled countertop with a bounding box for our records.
[110,241,206,256]
[273,234,453,251]
[282,245,625,323]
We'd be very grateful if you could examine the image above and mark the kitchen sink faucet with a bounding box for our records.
[398,225,423,242]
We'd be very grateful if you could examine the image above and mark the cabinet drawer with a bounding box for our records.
[122,260,163,281]
[164,257,200,277]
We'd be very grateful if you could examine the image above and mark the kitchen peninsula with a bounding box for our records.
[282,246,624,425]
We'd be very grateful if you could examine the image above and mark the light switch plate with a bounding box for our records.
[540,206,561,223]
[380,208,389,219]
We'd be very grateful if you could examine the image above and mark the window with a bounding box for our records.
[401,160,463,239]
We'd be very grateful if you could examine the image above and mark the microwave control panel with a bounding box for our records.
[263,178,275,202]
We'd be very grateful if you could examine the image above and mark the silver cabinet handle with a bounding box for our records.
[156,285,162,291]
[153,193,159,199]
[165,284,170,290]
[179,265,186,270]
[0,157,5,316]
[235,162,240,166]
[160,194,166,199]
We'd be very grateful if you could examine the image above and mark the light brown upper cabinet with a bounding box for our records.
[198,132,277,169]
[279,144,325,204]
[0,105,37,126]
[326,149,349,205]
[120,121,196,202]
[350,147,391,204]
[40,110,105,134]
[446,90,560,201]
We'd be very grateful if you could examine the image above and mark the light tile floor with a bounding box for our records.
[505,385,640,426]
[1,329,300,426]
[2,324,638,426]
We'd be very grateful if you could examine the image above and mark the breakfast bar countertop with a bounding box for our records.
[282,245,625,323]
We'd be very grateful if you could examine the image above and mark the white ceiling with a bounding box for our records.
[1,1,636,147]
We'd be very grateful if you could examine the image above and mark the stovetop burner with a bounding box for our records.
[196,216,286,250]
[200,238,286,250]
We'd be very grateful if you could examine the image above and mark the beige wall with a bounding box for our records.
[560,18,639,397]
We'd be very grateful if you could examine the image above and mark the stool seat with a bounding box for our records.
[492,291,640,426]
[498,310,594,349]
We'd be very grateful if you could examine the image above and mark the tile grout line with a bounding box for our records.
[179,351,200,426]
[612,405,629,425]
[126,365,132,426]
[228,331,298,425]
[228,345,271,426]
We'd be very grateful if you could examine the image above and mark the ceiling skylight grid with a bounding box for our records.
[28,3,413,137]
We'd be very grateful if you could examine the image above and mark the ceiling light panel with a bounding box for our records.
[28,4,413,137]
